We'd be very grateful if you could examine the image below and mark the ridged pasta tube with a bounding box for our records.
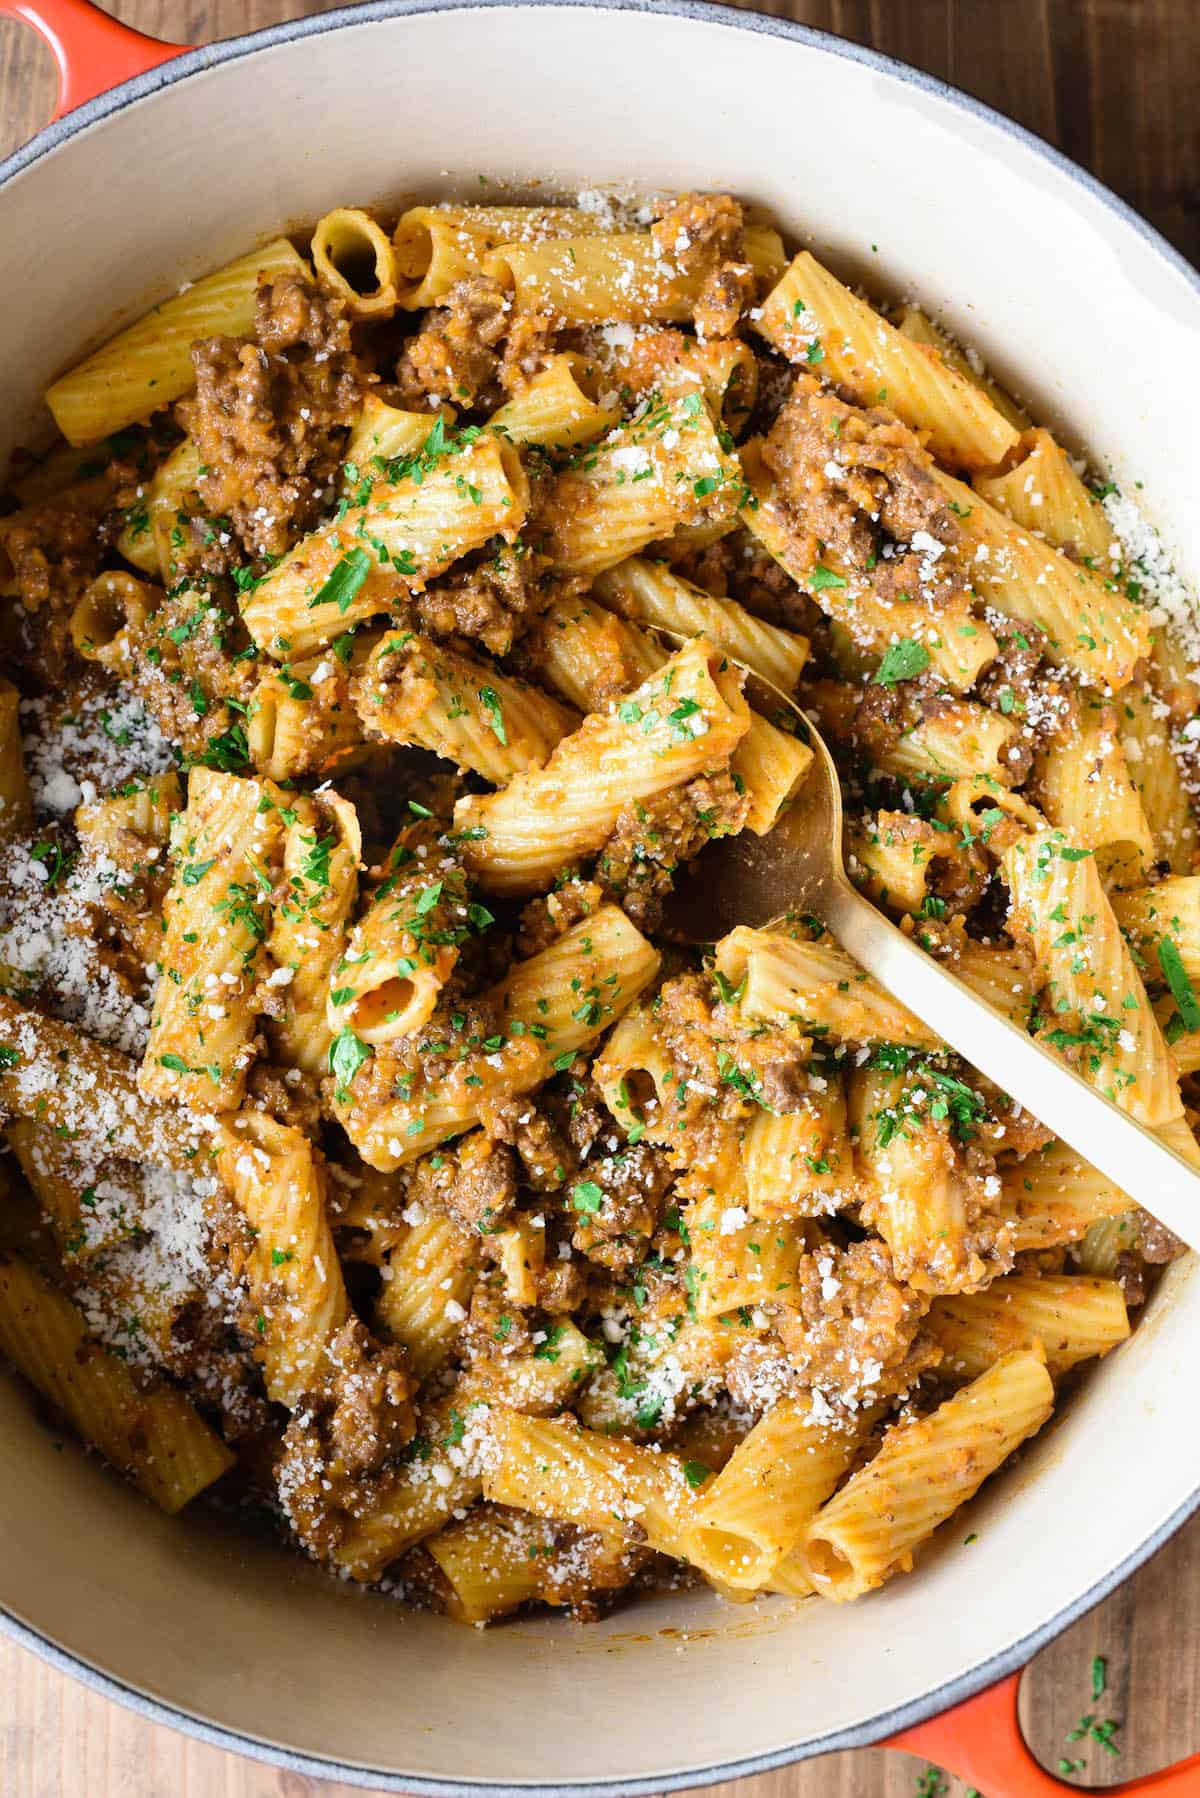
[756,251,1018,470]
[46,238,307,444]
[140,768,286,1111]
[803,1349,1054,1600]
[353,630,575,782]
[0,1255,233,1511]
[243,431,529,659]
[215,1111,351,1409]
[335,906,660,1170]
[455,638,751,894]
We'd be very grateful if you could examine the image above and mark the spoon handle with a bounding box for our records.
[820,875,1200,1254]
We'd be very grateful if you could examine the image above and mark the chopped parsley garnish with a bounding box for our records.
[874,638,931,686]
[30,841,73,891]
[298,831,334,889]
[667,697,703,742]
[1157,936,1200,1031]
[809,563,847,592]
[478,685,507,744]
[329,1027,372,1097]
[191,722,250,772]
[534,1325,565,1363]
[716,1050,772,1110]
[387,413,449,482]
[309,547,372,614]
[870,1045,988,1144]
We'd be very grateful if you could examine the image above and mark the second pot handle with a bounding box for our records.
[887,1669,1200,1794]
[0,0,189,119]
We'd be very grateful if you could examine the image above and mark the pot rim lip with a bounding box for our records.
[4,1482,1197,1794]
[0,0,1197,308]
[1,0,1198,1787]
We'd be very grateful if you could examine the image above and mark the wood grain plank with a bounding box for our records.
[0,2,1197,1795]
[1021,1504,1200,1785]
[948,0,1059,143]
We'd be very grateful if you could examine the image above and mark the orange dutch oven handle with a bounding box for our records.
[0,0,189,115]
[887,1668,1200,1794]
[3,4,1200,1797]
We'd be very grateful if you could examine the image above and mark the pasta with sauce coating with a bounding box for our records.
[0,179,1192,1632]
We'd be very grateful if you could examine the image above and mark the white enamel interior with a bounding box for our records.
[1,6,1198,1788]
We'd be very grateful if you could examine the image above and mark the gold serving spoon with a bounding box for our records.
[661,650,1200,1252]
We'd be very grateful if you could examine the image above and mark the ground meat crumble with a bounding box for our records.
[275,1316,415,1560]
[177,272,365,564]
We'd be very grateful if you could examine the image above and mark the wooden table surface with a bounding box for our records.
[1,1,1198,1793]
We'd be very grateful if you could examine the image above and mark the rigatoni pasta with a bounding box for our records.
[2,178,1192,1632]
[242,429,529,659]
[352,629,575,781]
[533,396,742,575]
[487,222,783,327]
[45,238,307,443]
[687,1394,878,1590]
[267,791,361,1073]
[1003,828,1181,1127]
[803,1350,1054,1600]
[332,904,660,1168]
[312,207,399,319]
[527,589,810,836]
[925,1273,1130,1380]
[139,767,285,1111]
[215,1112,351,1408]
[454,638,751,893]
[756,250,1019,469]
[716,926,939,1048]
[392,203,610,308]
[594,556,810,692]
[489,352,621,449]
[0,1255,233,1512]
